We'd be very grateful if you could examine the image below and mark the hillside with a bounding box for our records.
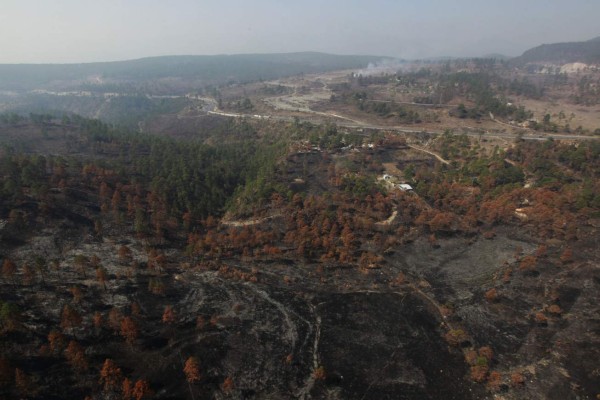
[512,37,600,64]
[0,114,599,399]
[0,52,389,128]
[0,53,386,92]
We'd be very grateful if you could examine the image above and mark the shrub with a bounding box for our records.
[487,371,502,391]
[313,366,326,380]
[547,304,562,315]
[510,372,525,386]
[476,356,489,366]
[221,376,234,393]
[534,312,548,325]
[470,365,489,382]
[183,357,201,383]
[478,346,493,362]
[560,248,573,264]
[484,288,498,302]
[519,255,537,270]
[465,350,478,365]
[445,329,468,347]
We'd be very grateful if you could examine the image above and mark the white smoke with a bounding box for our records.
[354,58,442,77]
[355,59,411,76]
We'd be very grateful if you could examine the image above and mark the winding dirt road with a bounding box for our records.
[407,144,450,165]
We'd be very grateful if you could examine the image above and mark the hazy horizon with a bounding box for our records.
[1,0,599,64]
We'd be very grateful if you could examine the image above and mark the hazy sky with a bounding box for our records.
[1,0,598,63]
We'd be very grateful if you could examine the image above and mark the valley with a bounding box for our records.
[0,48,599,400]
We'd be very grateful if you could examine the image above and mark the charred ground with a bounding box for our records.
[0,112,599,400]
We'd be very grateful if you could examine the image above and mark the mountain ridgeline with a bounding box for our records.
[512,36,600,64]
[1,37,600,398]
[0,53,387,92]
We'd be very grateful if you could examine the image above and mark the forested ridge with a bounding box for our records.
[0,113,599,399]
[1,113,599,256]
[0,53,384,91]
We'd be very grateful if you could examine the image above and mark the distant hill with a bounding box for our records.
[481,53,511,61]
[512,37,600,65]
[0,52,386,92]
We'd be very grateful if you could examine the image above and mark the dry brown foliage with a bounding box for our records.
[484,288,498,302]
[65,340,88,372]
[99,359,122,391]
[560,247,573,264]
[465,350,478,365]
[313,366,326,380]
[547,304,562,315]
[120,317,139,346]
[162,305,176,325]
[183,357,201,383]
[534,312,548,325]
[519,255,537,271]
[478,346,494,362]
[470,365,489,382]
[221,376,234,393]
[510,372,525,386]
[487,370,502,391]
[132,379,152,400]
